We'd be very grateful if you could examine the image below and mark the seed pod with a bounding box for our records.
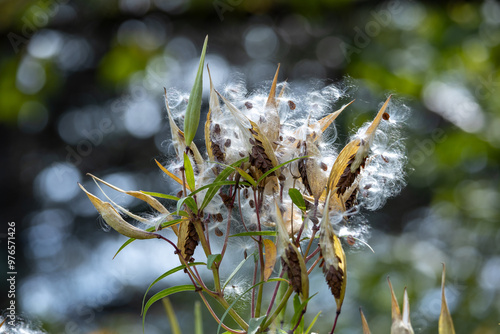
[205,66,226,166]
[79,184,156,240]
[319,192,347,315]
[261,64,281,148]
[178,220,201,262]
[439,264,455,334]
[324,96,392,210]
[165,88,204,174]
[275,199,309,301]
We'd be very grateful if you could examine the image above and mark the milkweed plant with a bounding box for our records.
[79,36,456,333]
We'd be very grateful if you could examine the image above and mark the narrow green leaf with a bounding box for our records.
[257,156,307,184]
[211,160,257,187]
[141,191,179,201]
[177,196,198,215]
[222,253,254,290]
[142,263,205,314]
[113,219,185,259]
[184,153,196,191]
[229,231,277,238]
[207,254,222,269]
[217,278,289,334]
[194,301,203,334]
[248,316,267,334]
[200,157,249,210]
[161,298,182,334]
[184,35,208,147]
[305,311,322,334]
[288,188,306,211]
[189,180,243,197]
[143,285,197,331]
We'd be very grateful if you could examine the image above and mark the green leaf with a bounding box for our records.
[189,180,241,197]
[229,231,277,238]
[207,254,222,269]
[113,219,185,259]
[143,285,197,331]
[248,316,267,334]
[141,191,179,201]
[194,301,203,334]
[184,153,196,191]
[288,188,306,211]
[161,298,181,334]
[141,263,205,314]
[217,278,289,334]
[257,156,307,184]
[235,167,257,187]
[177,196,198,215]
[305,311,322,334]
[200,157,249,210]
[184,35,208,147]
[222,253,254,290]
[291,295,305,333]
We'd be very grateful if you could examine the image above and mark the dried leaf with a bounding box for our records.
[155,159,192,192]
[261,64,281,148]
[317,100,355,135]
[79,184,156,239]
[360,308,371,334]
[263,238,277,281]
[439,264,456,334]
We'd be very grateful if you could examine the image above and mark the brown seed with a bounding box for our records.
[244,249,248,259]
[249,199,255,208]
[239,151,245,157]
[382,112,390,120]
[381,155,389,163]
[243,188,249,198]
[215,213,223,222]
[346,235,356,245]
[288,100,296,110]
[176,190,183,198]
[214,227,223,237]
[279,135,283,141]
[214,123,221,135]
[225,139,231,147]
[320,162,328,171]
[245,101,253,109]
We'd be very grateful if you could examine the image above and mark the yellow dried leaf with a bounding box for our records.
[317,100,355,135]
[360,308,371,334]
[263,238,277,281]
[439,264,456,334]
[155,159,192,192]
[79,184,156,240]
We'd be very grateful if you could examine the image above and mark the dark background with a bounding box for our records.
[1,0,499,333]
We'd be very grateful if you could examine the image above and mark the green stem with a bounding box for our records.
[214,294,249,331]
[261,286,294,330]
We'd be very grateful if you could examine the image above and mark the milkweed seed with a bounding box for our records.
[214,227,223,237]
[249,199,255,208]
[382,112,390,120]
[215,213,223,222]
[347,235,356,245]
[288,100,296,110]
[225,139,231,147]
[381,155,389,163]
[214,123,221,135]
[320,162,328,171]
[245,101,253,109]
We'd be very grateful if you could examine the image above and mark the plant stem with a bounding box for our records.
[197,291,246,334]
[261,285,294,330]
[254,188,265,318]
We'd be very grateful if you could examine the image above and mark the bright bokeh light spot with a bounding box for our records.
[480,257,500,290]
[28,30,63,59]
[244,25,279,59]
[123,98,161,138]
[423,80,485,133]
[34,163,81,203]
[99,172,137,207]
[16,57,46,94]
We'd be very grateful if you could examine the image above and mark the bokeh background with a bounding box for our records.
[1,0,499,333]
